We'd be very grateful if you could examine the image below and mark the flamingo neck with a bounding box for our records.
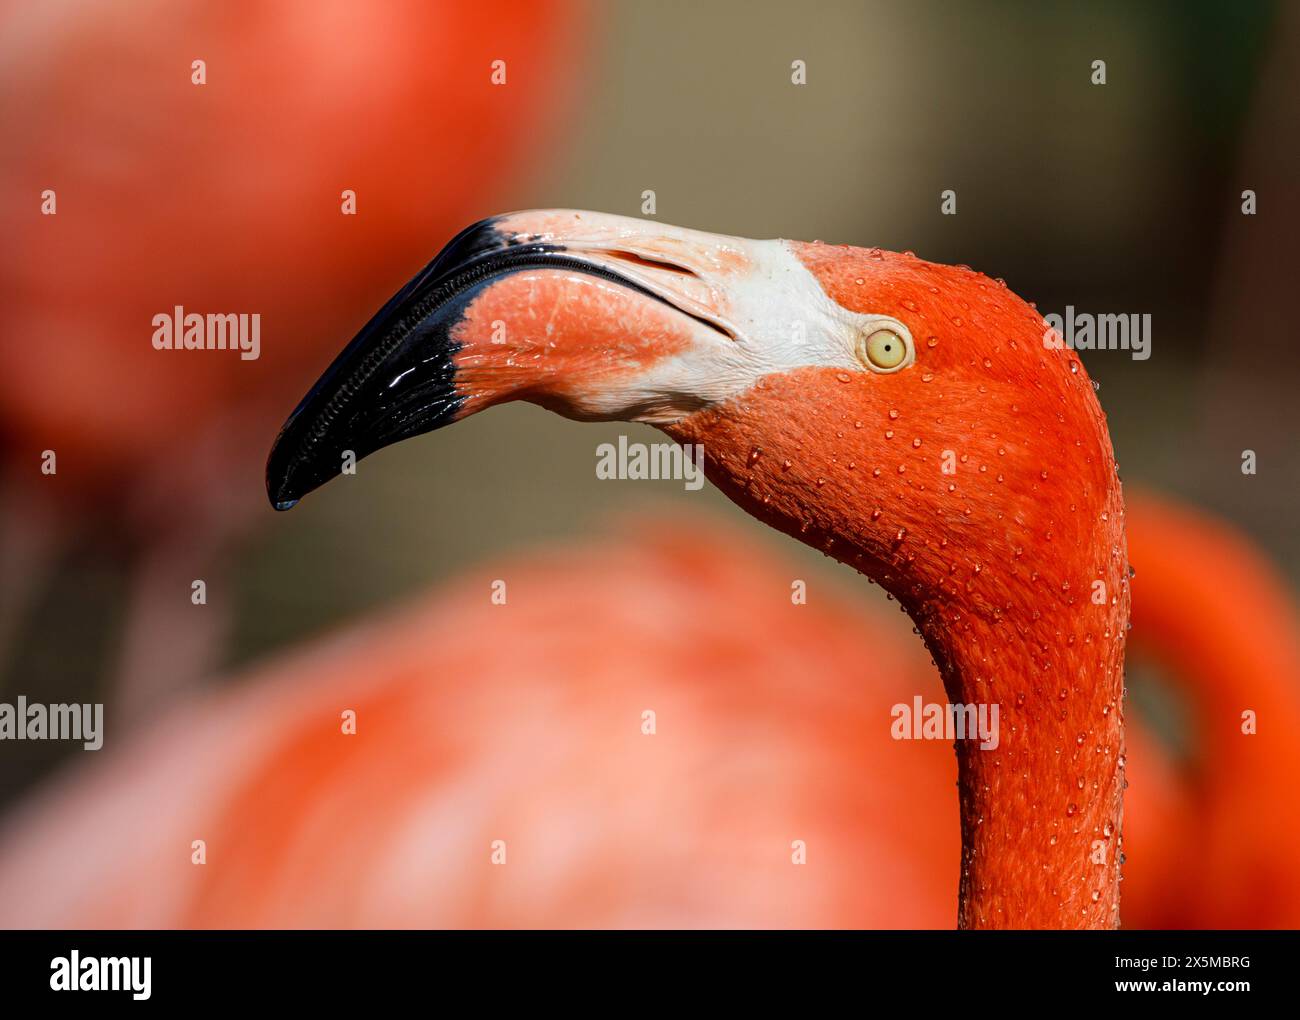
[664,360,1130,928]
[906,574,1128,928]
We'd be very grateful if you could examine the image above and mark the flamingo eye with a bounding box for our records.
[858,328,910,372]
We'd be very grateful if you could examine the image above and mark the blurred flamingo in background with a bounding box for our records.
[0,0,588,715]
[1119,493,1300,927]
[0,490,1293,929]
[0,517,956,928]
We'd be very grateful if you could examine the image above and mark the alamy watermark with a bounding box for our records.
[1043,306,1151,361]
[891,696,1000,750]
[596,436,705,491]
[0,697,103,750]
[151,305,260,360]
[50,951,150,1000]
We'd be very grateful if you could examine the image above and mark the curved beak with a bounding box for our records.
[265,210,780,510]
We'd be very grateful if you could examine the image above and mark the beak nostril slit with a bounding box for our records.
[601,249,698,277]
[582,248,738,341]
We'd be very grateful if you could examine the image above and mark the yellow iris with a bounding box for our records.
[861,328,907,370]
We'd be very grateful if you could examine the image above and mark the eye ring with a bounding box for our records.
[856,326,913,373]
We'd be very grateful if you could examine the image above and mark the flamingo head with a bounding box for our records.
[268,209,1122,620]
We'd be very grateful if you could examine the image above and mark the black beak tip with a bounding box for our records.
[261,213,537,514]
[265,437,303,511]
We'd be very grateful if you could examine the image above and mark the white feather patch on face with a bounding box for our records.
[496,211,912,425]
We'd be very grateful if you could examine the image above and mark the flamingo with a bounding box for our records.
[1120,492,1300,927]
[0,0,587,711]
[260,211,1266,927]
[0,494,1294,928]
[0,513,957,928]
[265,210,1135,928]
